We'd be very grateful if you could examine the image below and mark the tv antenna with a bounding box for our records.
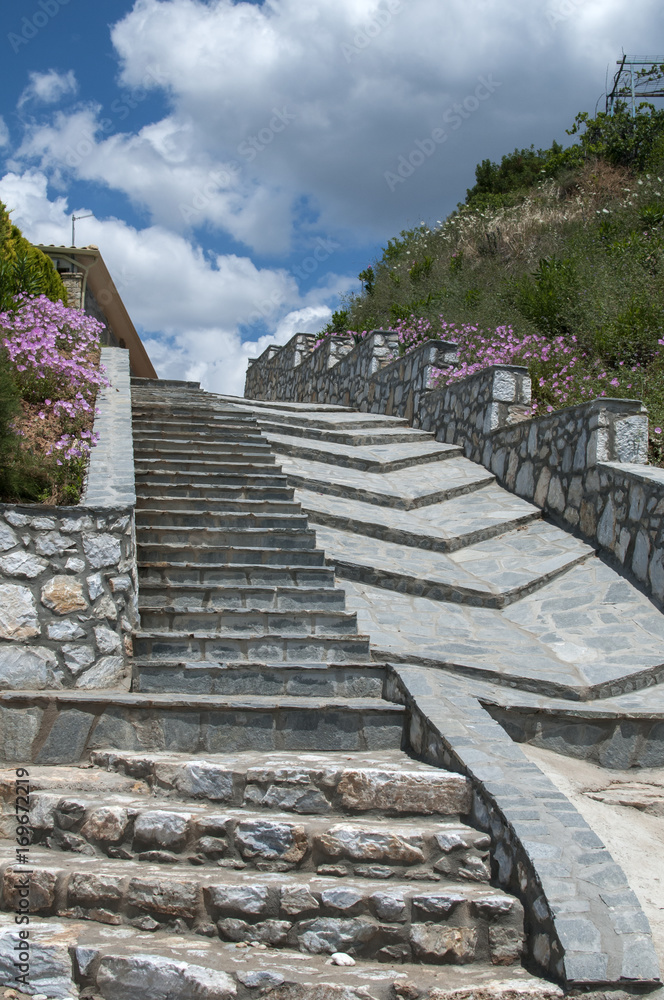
[607,54,664,115]
[71,212,93,246]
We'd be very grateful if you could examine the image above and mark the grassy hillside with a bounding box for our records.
[320,102,664,461]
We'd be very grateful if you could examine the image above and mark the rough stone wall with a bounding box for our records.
[0,348,137,691]
[244,331,664,605]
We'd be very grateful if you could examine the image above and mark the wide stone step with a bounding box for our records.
[132,406,258,424]
[0,914,555,1000]
[0,691,404,760]
[86,749,472,815]
[254,409,414,430]
[136,496,302,514]
[0,851,524,966]
[29,795,489,879]
[258,417,434,446]
[136,525,318,550]
[132,437,274,458]
[313,520,593,608]
[134,469,290,488]
[132,422,265,442]
[299,484,540,554]
[137,583,346,611]
[138,561,336,589]
[132,630,372,663]
[135,483,295,501]
[136,456,278,476]
[136,508,309,530]
[132,659,386,697]
[137,607,360,636]
[136,543,326,566]
[264,429,461,473]
[278,454,495,510]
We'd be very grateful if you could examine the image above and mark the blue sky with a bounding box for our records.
[1,0,663,394]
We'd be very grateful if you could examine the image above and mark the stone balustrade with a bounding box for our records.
[0,348,138,691]
[244,331,664,606]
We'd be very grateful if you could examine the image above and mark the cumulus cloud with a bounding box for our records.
[18,70,78,109]
[0,169,349,394]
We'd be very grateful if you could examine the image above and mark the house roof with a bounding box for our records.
[35,244,157,379]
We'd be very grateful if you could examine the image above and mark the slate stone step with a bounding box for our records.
[137,583,346,611]
[136,508,309,530]
[255,410,414,430]
[137,543,326,566]
[134,469,290,488]
[86,749,472,815]
[28,795,489,879]
[258,417,434,446]
[135,483,295,501]
[263,430,461,473]
[136,496,302,514]
[137,607,360,637]
[137,561,336,589]
[136,525,318,551]
[278,454,495,510]
[132,659,386,697]
[136,456,278,476]
[0,691,404,760]
[132,404,258,423]
[132,631,372,663]
[133,423,265,443]
[312,521,594,608]
[299,485,540,554]
[133,437,274,458]
[0,914,556,1000]
[0,850,524,965]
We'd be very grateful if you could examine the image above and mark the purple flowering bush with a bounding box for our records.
[0,294,108,503]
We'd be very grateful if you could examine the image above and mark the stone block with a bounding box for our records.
[0,645,59,689]
[41,576,87,614]
[95,625,122,653]
[63,643,95,675]
[4,867,58,913]
[96,954,236,1000]
[36,708,96,764]
[410,924,478,963]
[47,620,86,640]
[488,925,524,965]
[0,921,77,998]
[0,584,40,639]
[321,887,365,915]
[76,655,126,689]
[235,819,308,862]
[316,824,424,864]
[207,883,269,916]
[0,524,18,551]
[134,810,192,850]
[370,890,407,922]
[68,872,124,907]
[0,704,42,760]
[35,531,76,557]
[174,762,234,801]
[81,806,129,843]
[127,877,198,918]
[83,533,123,569]
[281,885,320,917]
[298,917,378,955]
[0,551,49,578]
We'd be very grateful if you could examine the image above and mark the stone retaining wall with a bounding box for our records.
[0,348,138,692]
[245,332,664,606]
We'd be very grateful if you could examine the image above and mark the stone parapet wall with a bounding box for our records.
[0,348,138,692]
[244,331,664,605]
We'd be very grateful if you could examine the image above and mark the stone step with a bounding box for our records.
[132,404,257,423]
[278,454,495,510]
[136,543,326,566]
[137,583,346,611]
[135,496,302,514]
[136,525,318,550]
[0,691,404,759]
[135,456,278,476]
[312,521,594,608]
[137,608,361,637]
[137,561,336,589]
[86,749,472,815]
[263,430,461,473]
[0,914,558,1000]
[132,436,274,458]
[0,851,525,966]
[132,659,386,697]
[134,469,291,488]
[258,417,434,446]
[299,485,540,554]
[132,631,372,663]
[132,422,265,443]
[28,795,489,879]
[255,410,414,430]
[217,394,354,412]
[135,483,295,501]
[136,508,309,530]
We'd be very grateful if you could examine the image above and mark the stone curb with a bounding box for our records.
[385,663,661,989]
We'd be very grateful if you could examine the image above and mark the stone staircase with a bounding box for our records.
[0,379,558,1000]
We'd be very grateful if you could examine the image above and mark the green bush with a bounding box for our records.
[0,200,67,311]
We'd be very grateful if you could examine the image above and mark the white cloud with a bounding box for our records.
[0,117,9,150]
[0,169,350,395]
[18,70,78,109]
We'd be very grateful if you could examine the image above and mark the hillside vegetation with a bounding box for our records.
[320,102,664,462]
